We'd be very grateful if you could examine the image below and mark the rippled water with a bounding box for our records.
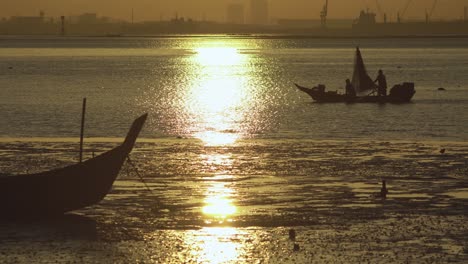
[1,36,467,141]
[1,36,467,262]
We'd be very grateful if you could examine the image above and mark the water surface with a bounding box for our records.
[1,36,467,263]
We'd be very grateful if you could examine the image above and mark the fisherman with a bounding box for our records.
[374,69,387,96]
[317,84,326,93]
[345,79,356,97]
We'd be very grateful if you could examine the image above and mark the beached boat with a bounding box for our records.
[295,47,415,103]
[0,113,147,218]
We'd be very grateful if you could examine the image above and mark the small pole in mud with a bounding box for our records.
[380,180,388,199]
[79,98,86,163]
[289,229,296,240]
[293,243,300,251]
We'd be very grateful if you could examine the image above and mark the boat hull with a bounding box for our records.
[295,83,415,103]
[0,114,147,218]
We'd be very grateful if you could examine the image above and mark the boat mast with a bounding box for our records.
[79,98,86,163]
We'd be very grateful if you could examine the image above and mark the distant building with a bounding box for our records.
[250,0,268,25]
[77,13,98,24]
[276,18,353,29]
[356,10,376,26]
[352,9,468,36]
[9,11,45,25]
[226,4,244,24]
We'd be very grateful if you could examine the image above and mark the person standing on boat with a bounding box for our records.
[374,69,387,96]
[345,79,356,97]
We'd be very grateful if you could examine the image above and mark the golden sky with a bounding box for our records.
[2,0,467,22]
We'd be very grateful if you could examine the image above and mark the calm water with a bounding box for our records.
[1,36,467,263]
[1,36,467,141]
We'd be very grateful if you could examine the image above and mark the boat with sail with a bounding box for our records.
[0,113,147,218]
[295,47,415,103]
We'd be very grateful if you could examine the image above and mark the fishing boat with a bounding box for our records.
[0,113,147,218]
[295,47,415,103]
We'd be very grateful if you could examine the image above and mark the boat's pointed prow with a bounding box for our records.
[0,113,150,217]
[122,113,148,152]
[294,83,311,94]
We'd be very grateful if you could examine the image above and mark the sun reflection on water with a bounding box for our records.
[195,131,240,146]
[195,47,244,66]
[202,181,237,224]
[186,44,252,146]
[173,44,252,263]
[182,227,247,264]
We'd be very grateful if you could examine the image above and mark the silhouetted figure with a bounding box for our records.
[345,79,356,97]
[374,69,387,96]
[289,229,296,240]
[440,148,446,154]
[317,84,326,93]
[380,180,388,199]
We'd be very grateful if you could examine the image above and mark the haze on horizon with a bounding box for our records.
[2,0,467,22]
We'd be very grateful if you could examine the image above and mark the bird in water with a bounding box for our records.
[440,148,446,154]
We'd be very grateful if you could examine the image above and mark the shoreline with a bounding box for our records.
[1,136,467,145]
[2,34,468,40]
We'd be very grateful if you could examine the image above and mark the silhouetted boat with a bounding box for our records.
[0,114,147,218]
[295,48,415,103]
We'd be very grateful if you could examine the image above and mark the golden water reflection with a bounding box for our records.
[181,44,250,264]
[183,227,247,264]
[195,47,243,66]
[202,180,237,224]
[186,44,253,146]
[194,131,240,147]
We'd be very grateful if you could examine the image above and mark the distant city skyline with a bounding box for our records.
[2,0,468,23]
[250,0,269,24]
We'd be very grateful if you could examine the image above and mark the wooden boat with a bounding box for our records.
[295,82,415,103]
[295,47,415,103]
[0,113,147,218]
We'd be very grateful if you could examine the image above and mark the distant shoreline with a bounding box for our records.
[2,33,468,40]
[1,137,467,145]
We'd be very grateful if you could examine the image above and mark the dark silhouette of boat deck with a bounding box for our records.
[295,83,415,103]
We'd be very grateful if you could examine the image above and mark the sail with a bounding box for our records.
[351,47,377,96]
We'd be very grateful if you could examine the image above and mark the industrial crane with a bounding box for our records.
[426,0,438,22]
[320,0,328,28]
[395,0,412,23]
[381,0,437,23]
[374,0,386,22]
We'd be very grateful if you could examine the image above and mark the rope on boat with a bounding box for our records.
[126,155,153,194]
